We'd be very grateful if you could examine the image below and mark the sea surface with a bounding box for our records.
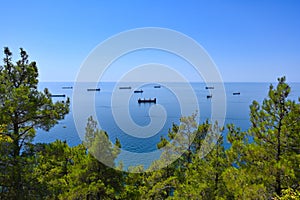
[34,82,300,168]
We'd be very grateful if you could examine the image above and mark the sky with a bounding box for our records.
[0,0,299,82]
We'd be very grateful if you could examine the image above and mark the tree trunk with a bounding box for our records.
[12,122,23,200]
[275,118,282,196]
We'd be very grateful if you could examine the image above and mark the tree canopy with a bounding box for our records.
[0,47,69,199]
[0,48,299,199]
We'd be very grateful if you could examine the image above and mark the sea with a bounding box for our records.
[34,82,300,169]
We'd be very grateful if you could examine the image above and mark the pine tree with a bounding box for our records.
[224,77,300,199]
[0,47,69,199]
[249,77,300,196]
[60,116,123,200]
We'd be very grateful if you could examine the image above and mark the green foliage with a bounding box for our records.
[85,116,121,167]
[59,116,123,200]
[224,77,300,199]
[0,50,299,200]
[0,47,69,199]
[249,77,300,196]
[275,188,300,200]
[130,115,228,200]
[31,141,72,199]
[171,124,228,200]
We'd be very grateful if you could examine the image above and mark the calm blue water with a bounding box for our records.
[34,82,300,167]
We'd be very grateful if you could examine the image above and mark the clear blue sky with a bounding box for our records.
[0,0,299,82]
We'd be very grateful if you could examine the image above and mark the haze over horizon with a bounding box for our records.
[1,1,299,83]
